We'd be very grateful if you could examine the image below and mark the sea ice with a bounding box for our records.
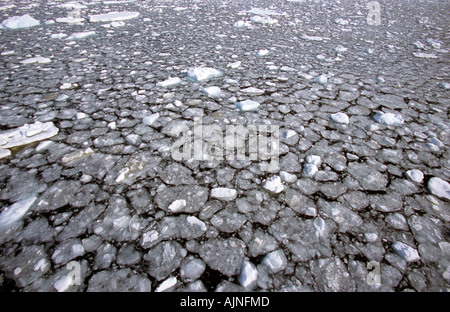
[211,188,237,201]
[143,113,160,126]
[263,176,284,194]
[200,86,222,98]
[0,121,59,151]
[239,261,258,290]
[21,56,51,64]
[66,31,96,40]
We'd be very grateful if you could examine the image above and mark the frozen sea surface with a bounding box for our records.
[0,0,448,293]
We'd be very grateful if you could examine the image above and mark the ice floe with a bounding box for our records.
[235,100,260,111]
[0,121,59,158]
[0,196,38,230]
[156,77,181,87]
[89,12,140,23]
[186,67,222,82]
[427,177,450,200]
[373,112,404,126]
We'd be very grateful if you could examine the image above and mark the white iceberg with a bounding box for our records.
[428,177,450,200]
[330,112,349,124]
[1,14,40,29]
[89,11,140,23]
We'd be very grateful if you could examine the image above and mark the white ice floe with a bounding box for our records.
[302,164,318,177]
[240,87,265,95]
[156,77,181,87]
[239,261,258,290]
[143,113,160,126]
[0,149,11,159]
[335,45,348,53]
[235,100,260,111]
[334,18,349,25]
[50,33,68,39]
[55,17,85,24]
[427,177,450,200]
[330,112,349,124]
[246,8,286,16]
[301,34,324,41]
[392,242,420,263]
[0,196,38,230]
[168,199,187,213]
[250,15,278,25]
[186,216,207,231]
[256,49,269,56]
[314,74,328,84]
[227,61,242,69]
[200,86,222,98]
[406,169,424,183]
[155,276,178,292]
[0,14,40,29]
[211,188,237,201]
[186,67,222,82]
[439,82,450,90]
[263,176,284,193]
[66,31,96,40]
[0,121,59,154]
[1,50,15,56]
[234,20,253,28]
[413,52,438,59]
[21,56,51,65]
[306,155,322,167]
[261,250,287,273]
[373,112,404,126]
[89,12,140,23]
[59,2,87,10]
[61,148,94,164]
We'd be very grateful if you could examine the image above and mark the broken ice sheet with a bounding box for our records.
[0,195,37,230]
[0,121,59,158]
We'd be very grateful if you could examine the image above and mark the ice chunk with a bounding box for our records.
[200,86,222,98]
[263,176,284,194]
[0,121,59,150]
[334,18,349,25]
[186,67,222,82]
[306,155,322,167]
[250,15,278,25]
[66,31,96,40]
[314,74,328,84]
[235,100,260,111]
[392,242,420,263]
[301,34,324,41]
[302,164,318,177]
[211,188,237,201]
[246,8,286,16]
[0,195,37,230]
[180,256,206,282]
[405,169,424,183]
[256,49,269,56]
[227,61,242,68]
[261,250,287,273]
[239,261,258,290]
[155,276,178,292]
[373,112,404,126]
[21,56,51,64]
[1,14,40,29]
[142,113,160,126]
[234,20,252,28]
[167,199,187,213]
[413,52,438,59]
[55,17,84,23]
[427,177,450,200]
[330,112,349,124]
[156,77,181,87]
[89,12,140,23]
[241,87,265,95]
[0,149,11,159]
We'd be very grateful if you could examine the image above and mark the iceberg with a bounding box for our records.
[1,14,40,29]
[186,67,222,82]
